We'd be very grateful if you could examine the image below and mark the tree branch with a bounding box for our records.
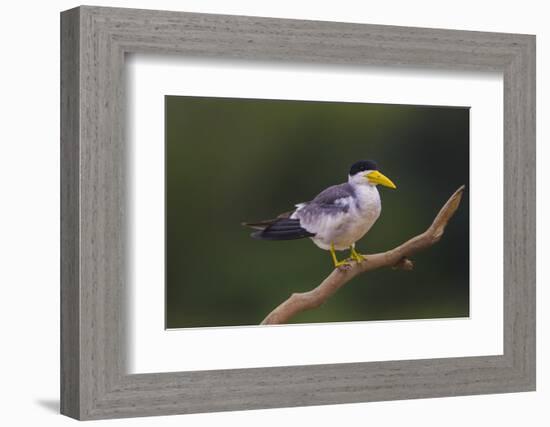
[260,185,466,325]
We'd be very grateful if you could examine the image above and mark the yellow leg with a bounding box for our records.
[330,243,351,269]
[350,244,366,263]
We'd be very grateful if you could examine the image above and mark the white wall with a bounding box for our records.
[0,0,546,425]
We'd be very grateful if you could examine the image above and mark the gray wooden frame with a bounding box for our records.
[60,5,536,420]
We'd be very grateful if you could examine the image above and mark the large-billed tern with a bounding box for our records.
[244,160,397,268]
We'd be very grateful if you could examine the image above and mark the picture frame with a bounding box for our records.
[60,5,536,420]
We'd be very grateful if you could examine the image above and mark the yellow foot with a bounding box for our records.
[334,259,352,270]
[330,243,352,270]
[350,247,366,264]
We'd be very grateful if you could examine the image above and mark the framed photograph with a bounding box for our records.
[60,6,535,420]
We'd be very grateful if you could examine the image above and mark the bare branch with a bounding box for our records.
[260,185,466,325]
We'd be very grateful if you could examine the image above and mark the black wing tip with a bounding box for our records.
[243,221,274,237]
[247,218,314,241]
[242,221,270,231]
[251,230,314,240]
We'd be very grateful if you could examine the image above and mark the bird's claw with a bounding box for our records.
[352,254,366,264]
[350,248,366,264]
[334,261,352,271]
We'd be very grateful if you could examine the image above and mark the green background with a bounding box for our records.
[165,96,470,328]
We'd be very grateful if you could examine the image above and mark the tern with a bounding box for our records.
[243,160,397,268]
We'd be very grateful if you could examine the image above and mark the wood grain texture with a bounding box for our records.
[60,7,81,419]
[60,5,536,420]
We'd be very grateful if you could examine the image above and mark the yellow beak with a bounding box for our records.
[365,170,397,189]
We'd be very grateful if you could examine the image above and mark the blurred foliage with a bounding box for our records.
[165,96,470,328]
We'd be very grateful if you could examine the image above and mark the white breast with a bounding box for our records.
[311,185,381,251]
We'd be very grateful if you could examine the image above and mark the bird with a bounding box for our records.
[243,160,397,268]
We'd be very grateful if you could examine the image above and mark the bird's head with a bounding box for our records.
[348,160,397,189]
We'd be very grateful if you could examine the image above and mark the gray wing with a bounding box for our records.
[310,183,356,208]
[292,183,355,231]
[244,183,355,239]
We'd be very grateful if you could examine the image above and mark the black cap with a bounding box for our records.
[349,160,378,176]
